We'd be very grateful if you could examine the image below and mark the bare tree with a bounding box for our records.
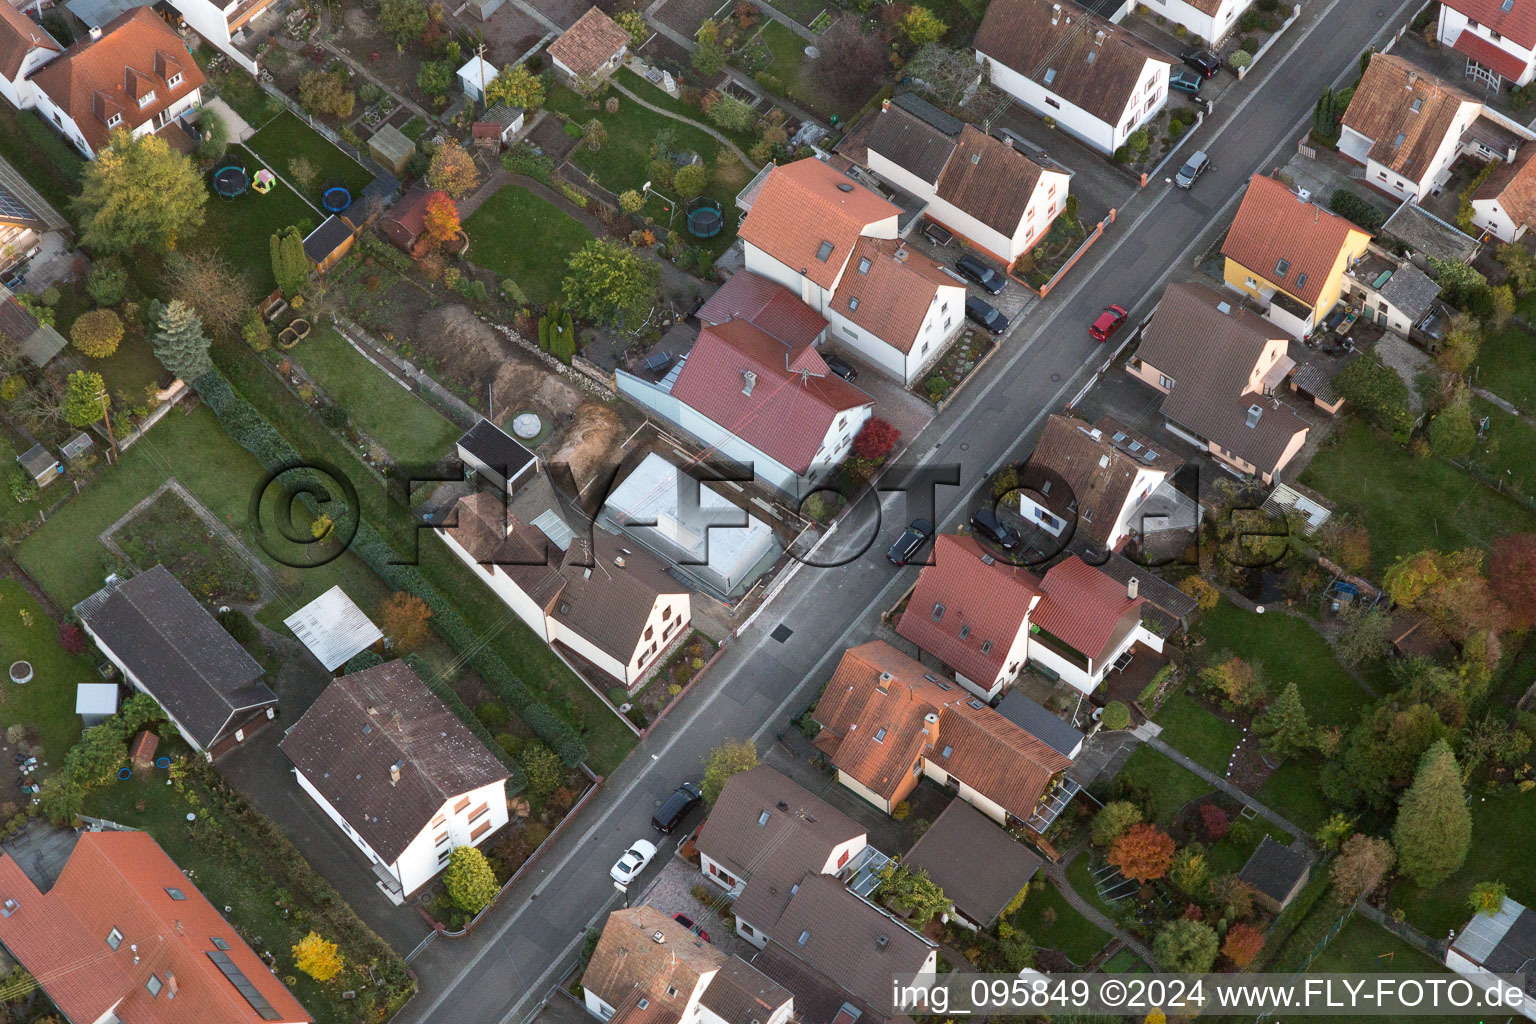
[168,249,254,338]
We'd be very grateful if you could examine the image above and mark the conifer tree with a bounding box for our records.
[1393,740,1472,887]
[150,299,213,383]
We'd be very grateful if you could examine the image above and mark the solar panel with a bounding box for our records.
[206,951,282,1021]
[0,185,33,223]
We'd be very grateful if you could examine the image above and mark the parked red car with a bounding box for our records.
[1089,305,1129,341]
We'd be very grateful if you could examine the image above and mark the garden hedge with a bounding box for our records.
[192,370,589,767]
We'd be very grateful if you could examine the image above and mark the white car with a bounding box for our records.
[610,840,657,886]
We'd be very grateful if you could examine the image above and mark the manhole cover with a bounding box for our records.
[1051,373,1061,382]
[770,624,793,643]
[512,412,542,438]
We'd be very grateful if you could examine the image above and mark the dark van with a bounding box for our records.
[652,781,704,833]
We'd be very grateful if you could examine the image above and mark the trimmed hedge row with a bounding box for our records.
[192,370,590,766]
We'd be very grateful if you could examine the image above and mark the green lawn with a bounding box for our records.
[1101,948,1147,972]
[1010,874,1111,965]
[1302,915,1468,1024]
[1255,758,1334,834]
[400,116,429,141]
[0,580,96,791]
[83,767,412,1024]
[1065,852,1121,918]
[86,332,173,399]
[0,431,40,535]
[464,185,593,304]
[1468,396,1536,500]
[1204,817,1291,876]
[1393,787,1536,937]
[616,69,754,152]
[245,111,373,209]
[0,105,83,219]
[1301,418,1536,571]
[198,167,318,294]
[1196,599,1370,732]
[289,325,461,464]
[1152,692,1242,774]
[1473,324,1536,412]
[1116,744,1212,825]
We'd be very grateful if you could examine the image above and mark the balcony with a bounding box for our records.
[225,0,275,33]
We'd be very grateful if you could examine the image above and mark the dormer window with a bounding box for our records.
[106,112,123,128]
[138,90,156,109]
[168,72,183,88]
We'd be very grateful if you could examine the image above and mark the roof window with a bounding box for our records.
[1410,97,1423,113]
[107,927,123,950]
[212,937,230,950]
[874,727,887,742]
[941,745,953,758]
[968,699,985,709]
[147,975,163,998]
[1392,131,1406,149]
[798,930,810,945]
[758,810,771,826]
[980,640,993,654]
[958,625,970,640]
[165,888,186,901]
[816,241,834,262]
[1274,258,1291,276]
[931,603,944,622]
[848,297,860,311]
[858,257,871,274]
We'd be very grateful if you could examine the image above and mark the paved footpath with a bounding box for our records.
[1042,842,1161,970]
[1131,724,1307,842]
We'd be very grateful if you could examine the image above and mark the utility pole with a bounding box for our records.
[99,388,117,464]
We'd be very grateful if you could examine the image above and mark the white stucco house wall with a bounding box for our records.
[1438,0,1536,90]
[0,5,59,111]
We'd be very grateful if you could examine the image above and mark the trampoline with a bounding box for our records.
[686,197,723,238]
[212,162,250,198]
[321,180,353,213]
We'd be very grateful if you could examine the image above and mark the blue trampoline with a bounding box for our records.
[686,197,722,238]
[321,180,353,213]
[212,161,250,198]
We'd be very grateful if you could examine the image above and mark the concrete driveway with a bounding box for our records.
[217,632,433,955]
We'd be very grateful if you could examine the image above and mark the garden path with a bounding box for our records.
[1041,843,1160,969]
[1129,724,1307,842]
[608,78,759,170]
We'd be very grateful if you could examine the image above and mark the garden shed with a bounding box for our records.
[302,214,360,274]
[74,683,119,728]
[16,444,60,488]
[379,186,432,253]
[367,123,416,176]
[1238,836,1312,912]
[283,585,384,671]
[456,55,497,102]
[472,104,524,151]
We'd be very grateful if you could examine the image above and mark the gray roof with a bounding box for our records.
[16,443,56,478]
[74,565,273,750]
[901,799,1041,926]
[458,418,537,481]
[279,660,509,864]
[765,874,934,1018]
[698,766,864,933]
[1378,261,1441,320]
[1237,836,1310,903]
[995,692,1084,759]
[303,214,355,263]
[1454,899,1536,980]
[1381,201,1480,264]
[892,92,964,136]
[1289,361,1341,407]
[367,123,415,164]
[864,105,956,184]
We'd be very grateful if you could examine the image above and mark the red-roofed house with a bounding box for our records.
[0,3,59,111]
[27,7,205,158]
[814,641,1075,830]
[1438,0,1536,90]
[0,830,312,1024]
[896,538,1160,697]
[739,158,965,384]
[696,270,829,348]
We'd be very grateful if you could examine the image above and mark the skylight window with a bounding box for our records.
[931,603,944,622]
[815,241,834,262]
[798,930,810,945]
[1392,131,1406,149]
[1504,0,1514,12]
[211,937,230,951]
[874,727,887,742]
[166,888,187,901]
[1296,272,1308,289]
[1043,68,1057,86]
[758,810,771,826]
[858,257,871,274]
[959,625,971,640]
[1274,257,1291,276]
[1410,97,1423,113]
[980,640,993,654]
[848,297,860,311]
[107,927,123,950]
[941,745,953,758]
[147,975,163,998]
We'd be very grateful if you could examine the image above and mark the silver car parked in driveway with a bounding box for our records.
[1175,151,1210,190]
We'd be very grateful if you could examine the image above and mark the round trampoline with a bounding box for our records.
[321,180,353,213]
[686,198,723,238]
[212,162,250,198]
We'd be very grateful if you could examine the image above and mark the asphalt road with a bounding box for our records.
[397,2,1418,1020]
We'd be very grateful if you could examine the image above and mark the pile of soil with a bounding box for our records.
[552,401,623,488]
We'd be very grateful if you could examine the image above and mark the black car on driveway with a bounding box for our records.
[969,506,1022,550]
[965,296,1009,335]
[822,353,857,382]
[887,518,935,565]
[1181,48,1221,78]
[955,253,1007,294]
[651,781,703,833]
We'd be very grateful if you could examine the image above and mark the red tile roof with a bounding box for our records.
[1342,54,1474,181]
[0,3,58,81]
[1221,174,1367,307]
[1450,27,1530,81]
[1032,555,1143,664]
[30,7,204,154]
[815,641,1072,822]
[1475,142,1536,226]
[738,159,900,290]
[697,270,828,348]
[1445,0,1536,49]
[0,831,311,1024]
[670,318,871,474]
[548,6,630,79]
[896,534,1040,686]
[830,237,959,354]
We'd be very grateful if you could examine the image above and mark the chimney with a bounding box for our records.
[1127,577,1139,600]
[165,973,178,999]
[742,369,757,396]
[877,671,893,694]
[1094,29,1105,44]
[652,930,667,944]
[367,706,379,716]
[1051,2,1060,23]
[389,760,403,785]
[88,23,102,40]
[876,934,890,950]
[1246,404,1263,428]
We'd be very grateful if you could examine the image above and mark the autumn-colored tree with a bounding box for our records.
[292,931,345,981]
[1489,533,1536,628]
[444,846,498,913]
[58,622,87,654]
[1153,918,1219,972]
[485,63,546,111]
[1091,800,1143,847]
[70,309,124,358]
[168,249,254,338]
[74,132,206,254]
[1222,922,1265,968]
[1108,822,1175,882]
[1168,846,1208,897]
[298,69,356,119]
[379,592,433,652]
[1207,874,1256,920]
[901,5,947,44]
[1469,880,1508,916]
[1384,548,1507,643]
[702,739,757,803]
[428,139,481,199]
[1200,654,1265,707]
[853,417,900,461]
[1199,803,1229,841]
[1330,833,1394,904]
[1178,574,1220,611]
[415,190,461,256]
